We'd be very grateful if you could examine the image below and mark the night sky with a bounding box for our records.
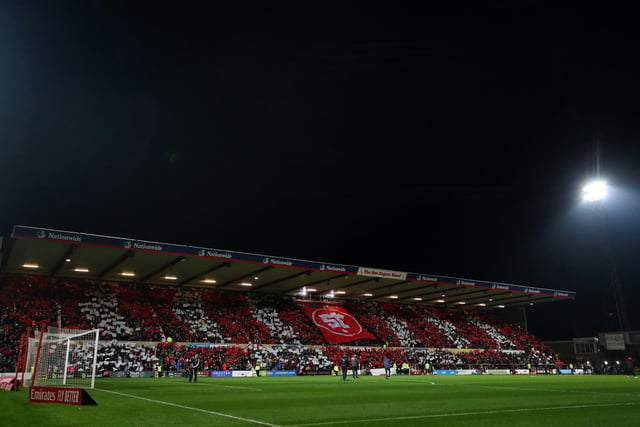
[2,3,640,340]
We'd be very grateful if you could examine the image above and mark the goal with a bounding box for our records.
[25,326,100,389]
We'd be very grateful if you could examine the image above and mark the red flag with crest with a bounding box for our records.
[299,305,375,344]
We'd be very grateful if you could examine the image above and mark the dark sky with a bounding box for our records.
[2,2,640,340]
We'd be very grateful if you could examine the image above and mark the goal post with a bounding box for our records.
[26,326,100,389]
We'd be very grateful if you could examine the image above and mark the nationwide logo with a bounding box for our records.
[263,257,293,266]
[199,250,232,258]
[320,264,347,272]
[492,284,510,290]
[124,240,161,251]
[311,308,363,337]
[133,242,163,251]
[525,288,541,294]
[418,275,438,282]
[555,292,569,297]
[38,231,82,243]
[456,280,475,286]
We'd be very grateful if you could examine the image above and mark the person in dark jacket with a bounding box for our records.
[625,357,636,378]
[351,355,360,379]
[339,355,349,381]
[189,355,201,383]
[383,356,391,379]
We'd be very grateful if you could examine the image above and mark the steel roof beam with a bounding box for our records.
[138,256,186,283]
[97,250,135,280]
[179,261,232,286]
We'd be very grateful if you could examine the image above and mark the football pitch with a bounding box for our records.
[2,375,640,426]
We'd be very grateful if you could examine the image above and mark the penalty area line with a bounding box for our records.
[96,388,282,427]
[287,401,640,427]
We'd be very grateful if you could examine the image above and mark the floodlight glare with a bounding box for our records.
[582,180,607,202]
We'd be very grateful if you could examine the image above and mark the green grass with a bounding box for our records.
[2,374,640,426]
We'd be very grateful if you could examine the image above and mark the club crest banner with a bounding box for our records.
[299,306,374,343]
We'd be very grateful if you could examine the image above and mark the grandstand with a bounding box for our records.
[1,225,576,377]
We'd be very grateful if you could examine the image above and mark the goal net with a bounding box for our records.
[25,326,100,389]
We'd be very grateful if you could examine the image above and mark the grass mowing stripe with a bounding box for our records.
[473,383,640,398]
[286,401,640,427]
[166,381,264,391]
[96,388,282,427]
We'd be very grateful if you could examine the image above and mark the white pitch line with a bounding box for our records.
[398,380,437,385]
[287,401,640,427]
[96,388,282,427]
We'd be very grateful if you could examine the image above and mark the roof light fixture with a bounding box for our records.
[22,263,40,269]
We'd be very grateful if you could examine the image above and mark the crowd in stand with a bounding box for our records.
[92,342,556,376]
[1,274,557,374]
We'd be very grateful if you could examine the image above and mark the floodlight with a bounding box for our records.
[582,180,607,202]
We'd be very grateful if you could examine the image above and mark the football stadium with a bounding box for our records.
[1,225,639,426]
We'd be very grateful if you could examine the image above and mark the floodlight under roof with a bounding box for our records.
[582,180,607,202]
